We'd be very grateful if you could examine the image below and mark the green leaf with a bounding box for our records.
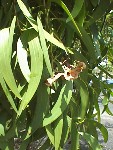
[71,120,79,150]
[43,81,72,126]
[105,105,113,116]
[0,72,18,112]
[17,38,30,82]
[60,116,70,148]
[51,0,97,62]
[0,124,5,136]
[90,0,98,7]
[0,27,21,99]
[37,16,52,75]
[75,3,85,26]
[94,95,101,122]
[88,120,108,142]
[54,115,63,150]
[46,124,54,145]
[66,0,84,22]
[77,25,97,62]
[75,79,89,119]
[86,0,110,27]
[24,79,49,140]
[102,96,109,105]
[90,24,102,58]
[16,0,71,53]
[51,0,81,35]
[8,16,16,62]
[79,132,102,150]
[18,31,43,116]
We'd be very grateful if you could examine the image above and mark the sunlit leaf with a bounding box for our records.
[0,124,5,136]
[17,0,72,54]
[75,79,89,119]
[37,16,52,75]
[17,38,30,82]
[0,26,21,99]
[51,0,81,35]
[46,124,54,145]
[18,31,43,116]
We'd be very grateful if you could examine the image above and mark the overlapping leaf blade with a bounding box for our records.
[79,132,102,150]
[89,120,108,142]
[75,79,89,119]
[66,0,84,22]
[37,17,52,75]
[17,0,70,53]
[0,18,21,99]
[0,73,17,112]
[43,81,72,126]
[51,0,97,62]
[18,31,43,116]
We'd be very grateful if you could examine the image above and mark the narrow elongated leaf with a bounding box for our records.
[80,83,89,119]
[17,38,30,82]
[46,124,54,145]
[37,17,52,75]
[43,81,72,126]
[79,132,102,150]
[75,79,89,119]
[75,3,85,26]
[90,25,101,58]
[76,25,96,62]
[50,1,96,62]
[0,72,17,112]
[71,120,79,150]
[0,28,21,99]
[60,115,70,148]
[16,0,71,53]
[8,16,16,62]
[86,0,110,27]
[0,124,5,136]
[66,0,84,22]
[94,94,101,122]
[54,115,63,150]
[24,80,49,140]
[105,105,113,116]
[88,120,108,142]
[51,0,81,35]
[18,32,43,116]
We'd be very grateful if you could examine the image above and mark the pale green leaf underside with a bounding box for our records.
[17,38,30,82]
